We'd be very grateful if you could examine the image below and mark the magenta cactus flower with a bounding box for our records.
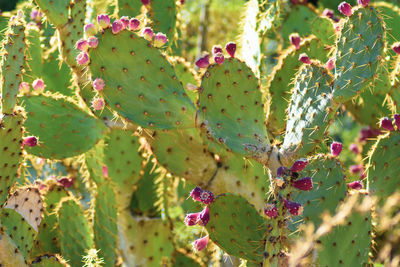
[87,36,98,48]
[76,51,89,65]
[289,33,301,49]
[141,0,150,5]
[154,32,168,48]
[264,203,278,219]
[359,127,381,142]
[225,42,236,58]
[357,0,370,7]
[198,206,210,226]
[112,20,124,34]
[212,45,223,55]
[91,97,105,110]
[19,82,30,93]
[142,27,154,41]
[195,53,210,68]
[200,190,214,205]
[120,16,129,29]
[347,180,363,190]
[214,52,225,65]
[56,177,74,188]
[23,136,38,147]
[338,2,353,17]
[129,18,140,31]
[392,42,400,55]
[380,117,394,131]
[84,23,97,36]
[192,235,209,252]
[93,78,105,91]
[299,53,311,64]
[32,79,45,91]
[184,212,200,226]
[292,177,313,191]
[97,14,110,29]
[283,198,303,216]
[76,39,89,51]
[189,186,203,202]
[330,141,343,157]
[394,114,400,130]
[290,158,308,172]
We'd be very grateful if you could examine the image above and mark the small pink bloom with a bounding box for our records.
[120,16,129,29]
[56,177,74,188]
[264,204,278,218]
[283,198,303,216]
[154,32,167,48]
[192,235,209,252]
[349,164,363,174]
[330,141,343,157]
[184,212,200,226]
[299,53,311,64]
[102,165,109,177]
[380,117,394,131]
[97,14,110,29]
[357,0,370,7]
[112,20,124,34]
[198,206,210,226]
[392,42,400,55]
[290,158,308,172]
[347,180,363,190]
[91,97,104,110]
[212,45,223,55]
[292,177,313,191]
[87,36,98,48]
[349,143,359,154]
[326,58,335,70]
[359,127,381,142]
[32,79,45,91]
[19,82,30,93]
[200,190,214,205]
[195,53,210,68]
[394,114,400,130]
[189,187,203,202]
[289,33,301,49]
[142,27,154,41]
[76,51,89,65]
[84,23,97,36]
[93,78,105,91]
[76,39,89,51]
[225,42,236,58]
[338,2,353,17]
[214,52,224,65]
[129,18,140,31]
[23,136,38,147]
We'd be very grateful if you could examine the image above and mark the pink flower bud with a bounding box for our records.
[32,79,45,91]
[349,143,359,154]
[97,14,110,29]
[76,39,89,51]
[23,136,38,147]
[184,212,200,226]
[347,180,363,190]
[290,158,308,172]
[380,117,394,131]
[189,186,203,202]
[326,58,335,70]
[283,198,303,216]
[392,42,400,55]
[76,52,89,65]
[129,18,140,31]
[195,53,210,68]
[349,164,363,174]
[212,45,223,55]
[56,177,74,188]
[112,20,124,34]
[84,23,97,36]
[154,32,167,48]
[299,53,311,64]
[225,42,236,58]
[91,97,104,110]
[120,16,129,29]
[292,177,313,191]
[102,165,109,177]
[330,141,343,157]
[192,236,209,252]
[141,0,150,5]
[142,27,154,41]
[359,127,381,142]
[198,206,210,226]
[357,0,369,7]
[214,52,224,65]
[264,204,278,218]
[93,78,105,91]
[289,33,301,49]
[19,82,30,93]
[394,114,400,130]
[338,2,353,17]
[322,8,334,19]
[87,36,98,48]
[200,190,214,205]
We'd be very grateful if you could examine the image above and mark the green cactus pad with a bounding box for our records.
[367,132,400,202]
[266,37,329,134]
[0,110,24,204]
[172,250,203,267]
[149,0,177,44]
[311,16,336,47]
[94,181,118,267]
[30,254,69,267]
[85,140,106,186]
[24,24,43,84]
[198,58,270,159]
[56,197,93,267]
[34,0,70,27]
[149,128,217,188]
[169,56,198,103]
[0,227,28,267]
[291,155,347,229]
[89,28,196,129]
[333,6,385,101]
[21,94,106,159]
[205,193,266,263]
[1,17,26,114]
[118,0,143,17]
[118,211,174,267]
[282,62,336,158]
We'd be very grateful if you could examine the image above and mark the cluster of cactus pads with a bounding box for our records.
[1,0,400,265]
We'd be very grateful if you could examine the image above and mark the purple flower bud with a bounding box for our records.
[380,117,394,131]
[84,23,97,36]
[200,190,214,205]
[112,20,124,34]
[97,14,110,29]
[264,204,278,218]
[102,165,109,177]
[212,45,223,55]
[330,141,343,157]
[289,33,301,49]
[56,177,74,188]
[87,36,98,48]
[120,16,129,29]
[225,42,236,58]
[32,79,45,91]
[141,0,150,5]
[184,212,200,226]
[214,52,224,65]
[347,180,363,190]
[394,114,400,130]
[326,58,335,70]
[30,9,43,23]
[349,164,363,174]
[392,42,400,55]
[19,82,30,93]
[93,78,105,91]
[76,52,89,65]
[91,97,104,110]
[142,27,154,41]
[359,127,381,142]
[277,166,290,177]
[283,198,303,216]
[338,2,353,17]
[290,158,308,172]
[190,187,203,202]
[154,32,168,48]
[349,143,359,154]
[23,136,38,147]
[292,177,313,191]
[76,39,89,51]
[357,0,370,7]
[322,8,334,19]
[198,206,210,226]
[299,53,311,64]
[192,235,209,252]
[195,54,210,68]
[129,18,140,31]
